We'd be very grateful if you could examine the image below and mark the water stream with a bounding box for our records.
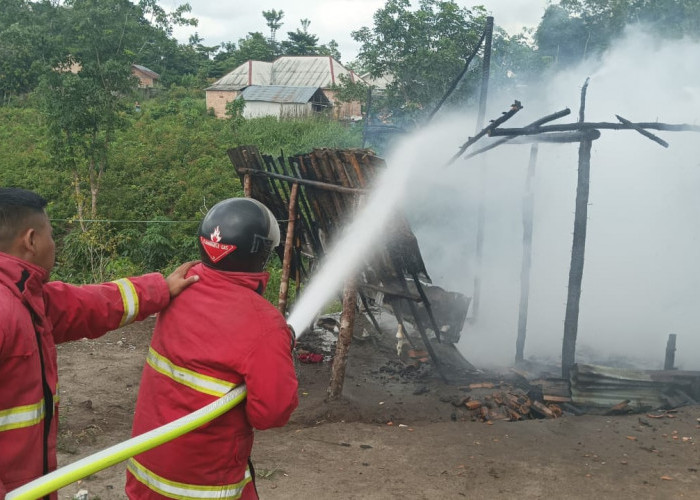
[286,145,418,337]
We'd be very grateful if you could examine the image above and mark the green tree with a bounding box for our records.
[490,28,546,92]
[330,73,368,107]
[352,0,487,125]
[280,19,320,56]
[36,0,194,226]
[318,39,342,61]
[234,32,276,64]
[534,5,591,67]
[0,0,64,103]
[262,8,284,54]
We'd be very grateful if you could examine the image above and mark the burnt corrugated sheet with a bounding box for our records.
[570,363,699,410]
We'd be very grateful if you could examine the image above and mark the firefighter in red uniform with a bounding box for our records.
[0,188,199,499]
[126,197,299,500]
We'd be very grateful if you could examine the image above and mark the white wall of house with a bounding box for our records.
[243,101,313,119]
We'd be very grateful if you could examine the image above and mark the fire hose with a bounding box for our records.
[6,385,248,500]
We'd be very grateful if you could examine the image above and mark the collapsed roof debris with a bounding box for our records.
[227,145,474,384]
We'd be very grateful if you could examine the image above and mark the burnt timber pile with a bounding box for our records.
[227,145,474,383]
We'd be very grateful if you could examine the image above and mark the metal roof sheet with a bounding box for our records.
[239,85,325,104]
[207,56,364,92]
[206,61,273,91]
[131,64,159,79]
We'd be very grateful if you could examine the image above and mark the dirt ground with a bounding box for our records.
[54,315,700,500]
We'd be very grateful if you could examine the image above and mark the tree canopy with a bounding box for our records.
[352,0,489,125]
[536,0,700,67]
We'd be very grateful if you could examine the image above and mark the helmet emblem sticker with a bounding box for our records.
[200,226,237,262]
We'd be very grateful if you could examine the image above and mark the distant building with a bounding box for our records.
[206,56,364,120]
[236,85,331,119]
[131,64,160,89]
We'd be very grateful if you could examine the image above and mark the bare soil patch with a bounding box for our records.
[55,316,700,499]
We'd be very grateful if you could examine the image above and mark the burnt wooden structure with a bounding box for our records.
[476,87,700,379]
[227,146,475,388]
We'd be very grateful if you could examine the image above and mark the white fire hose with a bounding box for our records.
[6,385,248,500]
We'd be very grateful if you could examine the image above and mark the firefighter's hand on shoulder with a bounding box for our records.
[165,260,200,298]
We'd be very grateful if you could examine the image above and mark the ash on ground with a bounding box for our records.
[295,314,341,360]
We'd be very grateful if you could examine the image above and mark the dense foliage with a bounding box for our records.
[0,95,361,303]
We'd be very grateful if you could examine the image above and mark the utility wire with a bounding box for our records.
[49,218,200,224]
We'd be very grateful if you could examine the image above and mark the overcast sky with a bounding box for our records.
[158,0,549,63]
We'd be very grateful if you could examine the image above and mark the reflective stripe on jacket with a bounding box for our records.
[127,459,252,500]
[0,252,170,498]
[0,392,58,432]
[126,263,298,500]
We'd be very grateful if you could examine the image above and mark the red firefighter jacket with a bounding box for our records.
[126,263,298,500]
[0,252,170,500]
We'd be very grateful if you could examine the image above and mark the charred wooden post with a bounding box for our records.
[358,290,383,336]
[476,16,494,129]
[278,183,299,315]
[516,144,539,363]
[426,16,491,124]
[410,271,443,343]
[327,278,358,400]
[562,78,592,380]
[469,19,499,323]
[664,334,677,370]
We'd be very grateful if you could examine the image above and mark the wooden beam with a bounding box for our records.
[616,114,669,148]
[489,121,700,137]
[277,183,299,315]
[236,167,366,195]
[327,279,358,400]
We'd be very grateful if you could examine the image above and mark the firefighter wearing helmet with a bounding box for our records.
[126,198,298,500]
[197,197,281,272]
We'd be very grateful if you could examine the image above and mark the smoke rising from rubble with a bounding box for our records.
[399,28,700,371]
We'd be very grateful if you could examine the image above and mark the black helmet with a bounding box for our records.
[198,198,280,272]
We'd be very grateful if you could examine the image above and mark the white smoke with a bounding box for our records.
[398,27,700,370]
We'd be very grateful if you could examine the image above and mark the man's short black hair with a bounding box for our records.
[0,187,48,248]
